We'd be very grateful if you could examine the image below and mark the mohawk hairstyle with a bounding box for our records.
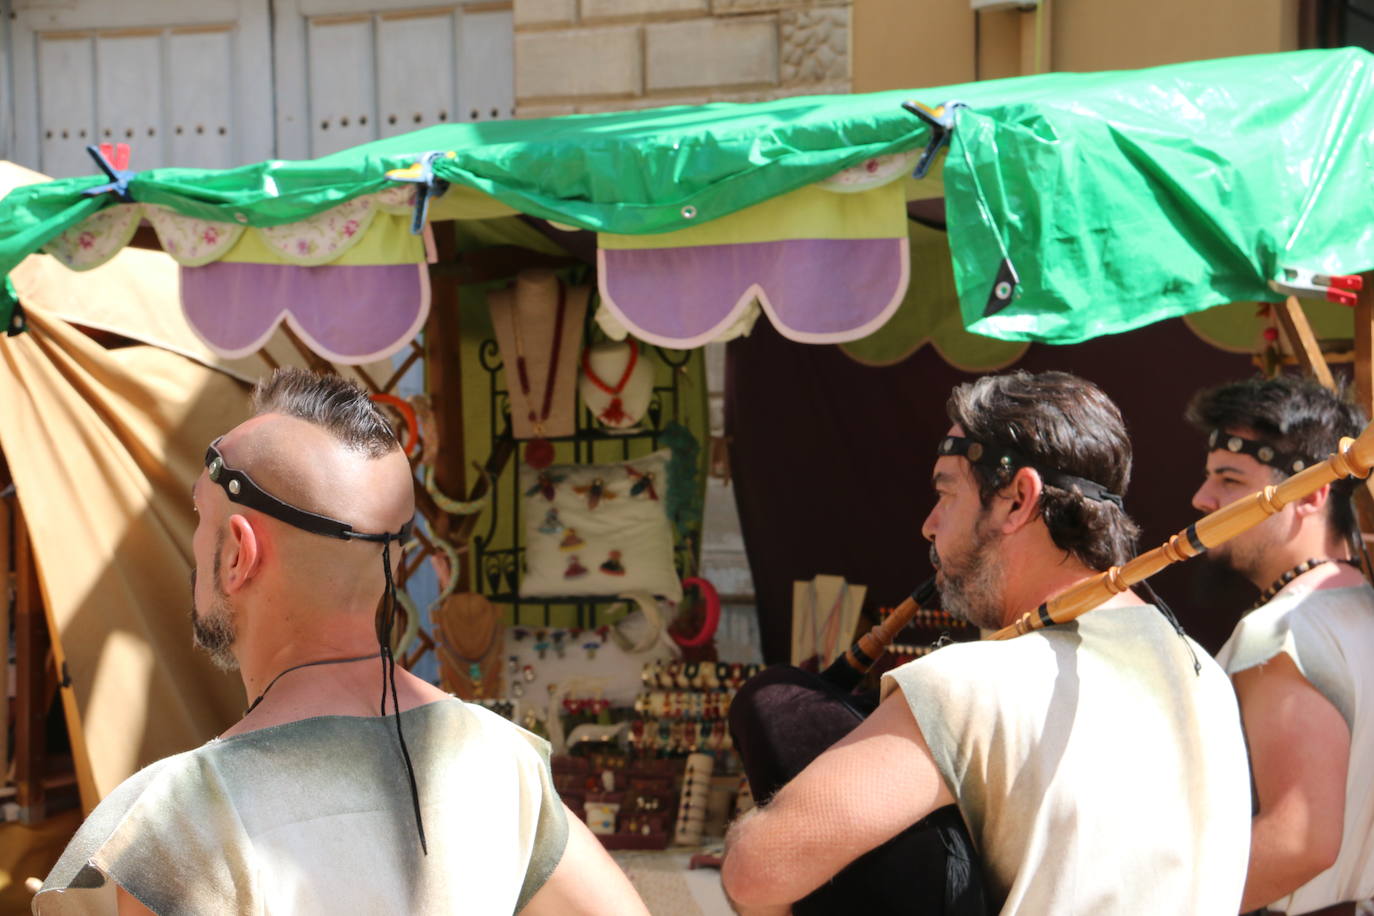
[250,368,399,459]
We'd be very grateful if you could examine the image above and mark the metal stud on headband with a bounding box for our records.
[937,435,1124,507]
[1206,429,1316,476]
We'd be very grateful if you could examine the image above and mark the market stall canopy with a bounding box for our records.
[1,47,1372,356]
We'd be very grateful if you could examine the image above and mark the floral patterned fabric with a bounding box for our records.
[142,205,244,266]
[256,196,380,266]
[41,205,142,271]
[42,189,422,272]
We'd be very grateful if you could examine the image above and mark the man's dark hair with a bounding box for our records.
[251,368,399,459]
[1186,374,1366,542]
[946,370,1140,571]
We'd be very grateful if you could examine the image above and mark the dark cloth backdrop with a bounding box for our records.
[726,317,1271,664]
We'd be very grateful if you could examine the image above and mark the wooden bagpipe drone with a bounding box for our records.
[727,423,1374,914]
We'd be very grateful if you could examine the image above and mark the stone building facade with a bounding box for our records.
[514,0,852,117]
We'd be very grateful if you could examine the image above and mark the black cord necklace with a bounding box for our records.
[244,652,381,717]
[1248,557,1358,612]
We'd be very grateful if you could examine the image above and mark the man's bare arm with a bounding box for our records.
[1234,653,1349,913]
[116,885,155,915]
[721,691,955,910]
[520,804,649,916]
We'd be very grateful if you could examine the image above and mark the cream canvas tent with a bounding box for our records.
[0,162,382,902]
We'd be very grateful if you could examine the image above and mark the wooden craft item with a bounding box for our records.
[434,592,504,700]
[673,752,714,847]
[829,420,1374,673]
[488,269,589,441]
[790,574,867,667]
[990,423,1374,639]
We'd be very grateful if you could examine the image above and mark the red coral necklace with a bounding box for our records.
[582,340,640,425]
[511,279,567,469]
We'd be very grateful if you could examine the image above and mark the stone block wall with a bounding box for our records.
[514,0,852,116]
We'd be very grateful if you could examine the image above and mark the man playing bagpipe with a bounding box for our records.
[1189,376,1374,916]
[722,371,1252,914]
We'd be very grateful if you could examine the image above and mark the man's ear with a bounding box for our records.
[222,515,262,595]
[999,467,1043,534]
[1293,482,1330,518]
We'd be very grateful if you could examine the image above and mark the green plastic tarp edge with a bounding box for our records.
[940,47,1374,344]
[4,48,1374,347]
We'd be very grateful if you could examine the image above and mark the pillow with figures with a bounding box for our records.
[519,449,682,601]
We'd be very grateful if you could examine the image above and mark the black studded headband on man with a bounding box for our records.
[1204,429,1322,477]
[937,435,1124,507]
[205,437,413,544]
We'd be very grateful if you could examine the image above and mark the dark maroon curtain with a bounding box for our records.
[726,317,1269,664]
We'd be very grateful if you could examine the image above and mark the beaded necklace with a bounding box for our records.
[581,340,640,425]
[510,279,568,469]
[1248,557,1358,611]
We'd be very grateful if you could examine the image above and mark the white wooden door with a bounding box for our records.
[273,0,514,160]
[10,0,274,178]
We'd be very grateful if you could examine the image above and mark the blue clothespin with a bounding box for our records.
[901,100,968,179]
[385,151,454,235]
[81,143,137,203]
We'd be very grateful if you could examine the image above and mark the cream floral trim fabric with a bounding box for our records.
[143,205,244,266]
[43,187,420,271]
[817,150,921,193]
[41,204,142,270]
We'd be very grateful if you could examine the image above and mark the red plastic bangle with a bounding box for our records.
[671,577,721,648]
[370,393,420,457]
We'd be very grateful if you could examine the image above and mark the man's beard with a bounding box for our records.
[1204,521,1282,586]
[930,516,1005,630]
[190,532,239,671]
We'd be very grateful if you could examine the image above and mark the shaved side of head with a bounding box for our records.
[215,369,415,609]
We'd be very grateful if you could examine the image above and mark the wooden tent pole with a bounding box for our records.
[1353,274,1374,566]
[13,504,48,823]
[1274,296,1336,390]
[426,222,470,591]
[1356,275,1374,416]
[0,491,11,783]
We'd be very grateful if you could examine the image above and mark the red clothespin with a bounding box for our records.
[82,143,136,202]
[1270,267,1364,307]
[100,143,131,171]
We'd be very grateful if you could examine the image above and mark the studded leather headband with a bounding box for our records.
[937,435,1124,507]
[205,437,412,544]
[1206,429,1317,476]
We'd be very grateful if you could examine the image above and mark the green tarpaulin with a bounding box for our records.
[1,47,1371,344]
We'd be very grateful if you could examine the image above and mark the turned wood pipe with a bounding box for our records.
[821,578,939,690]
[991,423,1374,641]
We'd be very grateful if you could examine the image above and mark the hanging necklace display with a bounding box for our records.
[511,280,566,469]
[434,592,504,700]
[488,269,588,467]
[579,340,656,431]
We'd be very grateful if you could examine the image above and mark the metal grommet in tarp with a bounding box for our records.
[3,275,25,337]
[983,258,1019,317]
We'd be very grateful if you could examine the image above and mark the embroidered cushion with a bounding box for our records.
[519,449,682,601]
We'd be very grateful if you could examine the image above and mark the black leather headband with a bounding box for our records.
[937,435,1124,507]
[1205,429,1316,476]
[205,437,411,543]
